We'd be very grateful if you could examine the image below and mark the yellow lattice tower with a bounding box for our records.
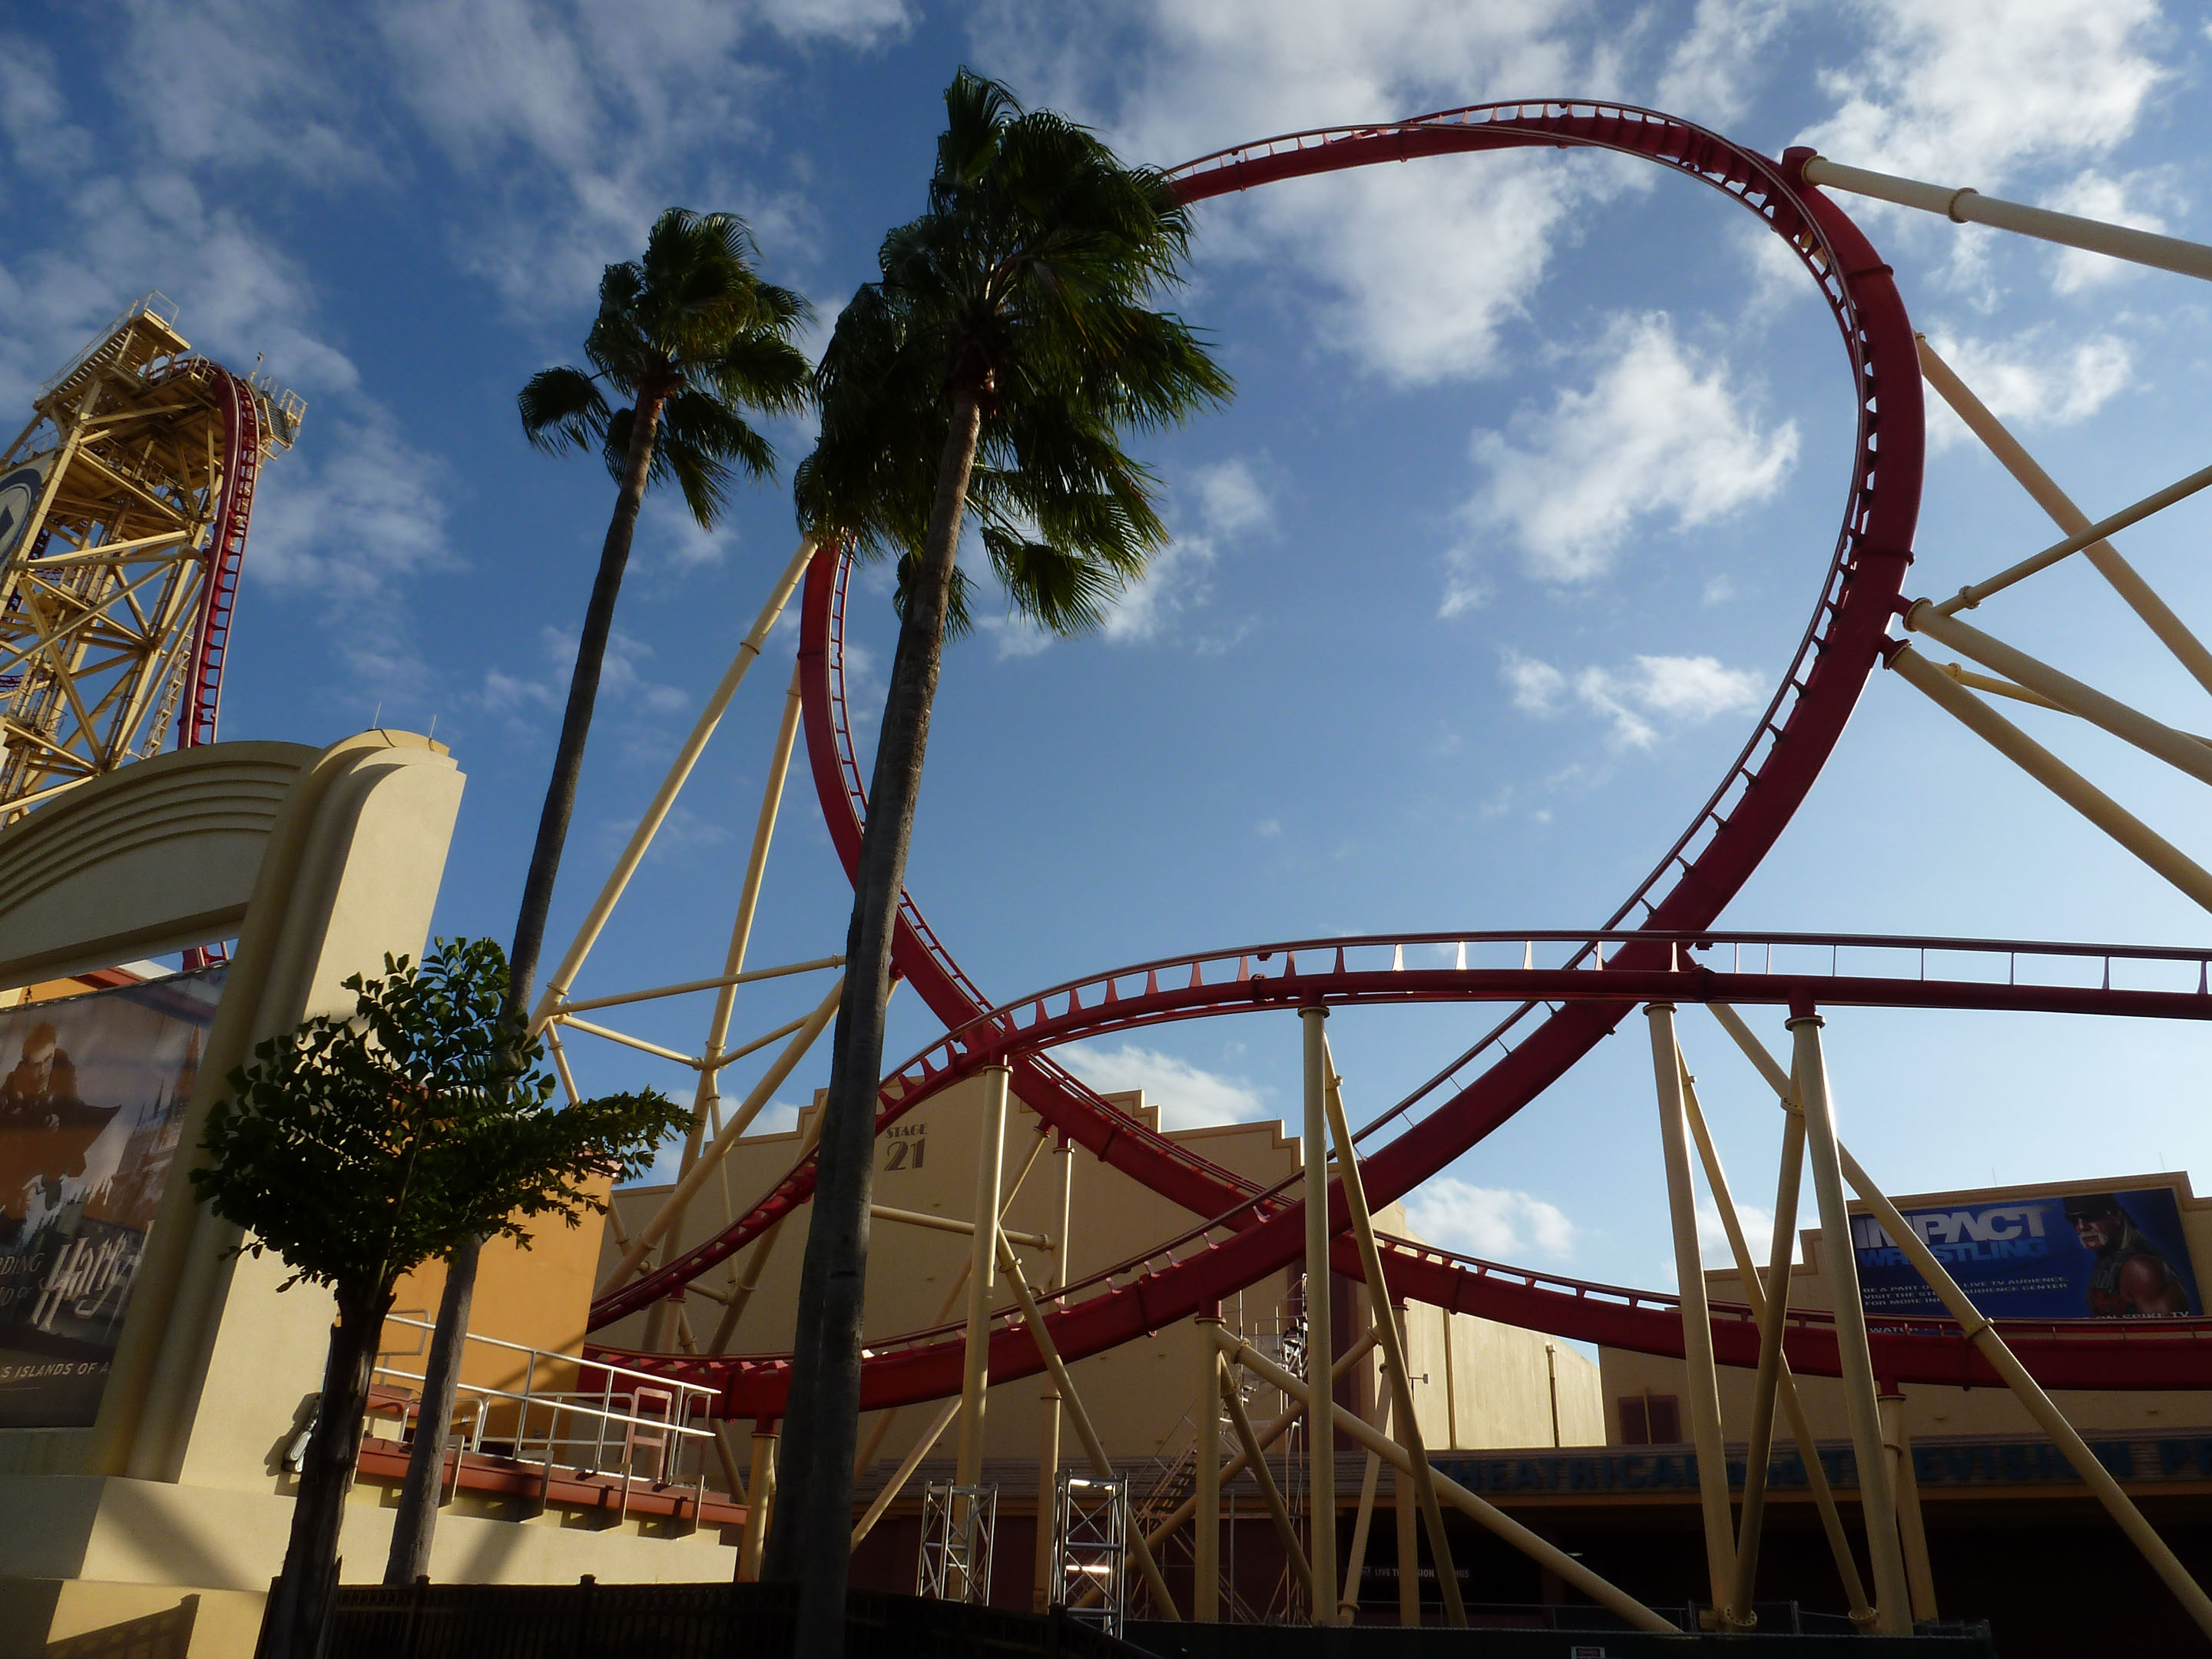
[0,294,304,820]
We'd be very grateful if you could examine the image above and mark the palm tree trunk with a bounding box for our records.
[382,386,668,1586]
[268,1290,389,1659]
[766,392,982,1656]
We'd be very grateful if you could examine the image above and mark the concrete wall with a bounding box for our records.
[1598,1170,2212,1445]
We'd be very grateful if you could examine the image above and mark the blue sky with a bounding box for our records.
[8,0,2212,1300]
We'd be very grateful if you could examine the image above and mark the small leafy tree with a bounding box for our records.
[193,939,684,1659]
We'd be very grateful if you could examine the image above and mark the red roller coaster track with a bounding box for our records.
[588,103,2212,1413]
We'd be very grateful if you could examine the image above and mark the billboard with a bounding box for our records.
[0,968,225,1427]
[1851,1186,2203,1321]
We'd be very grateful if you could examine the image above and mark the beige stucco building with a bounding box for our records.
[601,1076,1605,1471]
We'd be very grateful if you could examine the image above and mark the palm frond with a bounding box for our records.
[517,367,611,455]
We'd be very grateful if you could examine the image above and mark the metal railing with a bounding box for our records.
[370,1314,720,1521]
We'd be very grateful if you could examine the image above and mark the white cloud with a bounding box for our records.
[1457,313,1798,589]
[1654,0,1794,124]
[1190,459,1272,538]
[1798,0,2164,187]
[1922,326,2133,449]
[1061,1041,1270,1131]
[375,0,837,313]
[1402,1177,1578,1262]
[1103,537,1217,645]
[1697,1196,1801,1269]
[245,409,455,686]
[1504,649,1766,750]
[972,0,1621,388]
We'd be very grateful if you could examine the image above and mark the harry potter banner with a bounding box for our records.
[0,968,225,1428]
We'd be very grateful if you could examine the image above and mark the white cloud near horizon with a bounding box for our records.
[1505,649,1766,749]
[1453,313,1798,598]
[1402,1177,1579,1262]
[1061,1041,1271,1131]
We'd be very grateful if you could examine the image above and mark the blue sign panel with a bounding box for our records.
[1851,1186,2201,1320]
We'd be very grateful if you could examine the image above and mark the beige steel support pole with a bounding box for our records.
[1219,1366,1315,1604]
[1802,156,2212,283]
[647,660,808,1349]
[996,1241,1180,1618]
[856,1121,1053,1479]
[1841,1148,2212,1638]
[1702,1006,1877,1627]
[1645,1004,1739,1618]
[1906,602,2212,786]
[1194,1310,1224,1622]
[1888,642,2212,914]
[1220,1332,1676,1634]
[1034,1135,1073,1611]
[1880,1389,1939,1622]
[531,535,816,1033]
[1319,1049,1466,1626]
[851,1395,962,1548]
[1393,1435,1419,1625]
[1120,1331,1382,1590]
[1791,1014,1913,1634]
[1340,1442,1382,1621]
[738,1418,778,1580]
[1685,1056,1805,1627]
[713,1422,750,1506]
[955,1065,1011,1491]
[1916,337,2212,690]
[1299,1005,1337,1623]
[599,978,844,1296]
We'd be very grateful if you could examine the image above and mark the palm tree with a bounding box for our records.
[764,71,1230,1651]
[382,209,812,1586]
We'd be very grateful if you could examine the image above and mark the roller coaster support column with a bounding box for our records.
[1390,1323,1419,1628]
[1300,1005,1337,1623]
[1885,642,2212,916]
[1645,1004,1738,1621]
[1194,1302,1223,1622]
[1879,1386,1938,1621]
[739,1417,777,1581]
[1218,1332,1674,1634]
[1915,336,2212,694]
[996,1239,1180,1618]
[955,1065,1011,1491]
[1839,1147,2212,1637]
[1322,1043,1465,1627]
[1680,1051,1816,1626]
[528,537,815,1038]
[649,660,806,1352]
[1219,1362,1314,1606]
[1103,1330,1381,1614]
[1034,1134,1073,1611]
[1701,1005,1878,1627]
[1791,1012,1913,1634]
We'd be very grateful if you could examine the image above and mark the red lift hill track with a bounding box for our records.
[587,104,2212,1415]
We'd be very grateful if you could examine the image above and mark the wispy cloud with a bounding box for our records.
[1402,1177,1579,1262]
[1455,313,1797,593]
[1505,649,1765,750]
[1061,1040,1270,1131]
[1798,0,2164,187]
[1922,326,2133,449]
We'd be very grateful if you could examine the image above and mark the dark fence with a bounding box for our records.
[323,1581,1151,1659]
[1128,1621,1998,1659]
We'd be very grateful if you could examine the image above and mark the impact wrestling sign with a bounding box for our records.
[1851,1186,2202,1320]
